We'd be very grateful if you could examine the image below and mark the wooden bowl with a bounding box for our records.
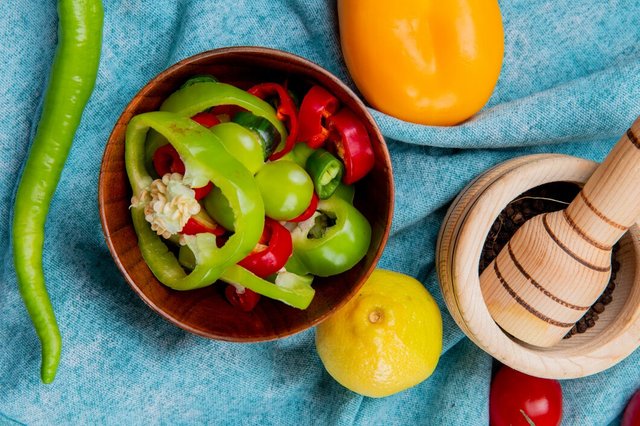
[98,47,393,341]
[436,154,640,379]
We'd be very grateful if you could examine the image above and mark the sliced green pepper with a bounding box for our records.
[203,187,235,232]
[221,265,315,309]
[126,111,265,290]
[180,74,218,89]
[284,252,310,276]
[178,245,196,270]
[177,244,314,309]
[291,197,371,277]
[305,149,344,199]
[145,81,287,168]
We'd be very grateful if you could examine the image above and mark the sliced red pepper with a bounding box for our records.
[152,145,214,199]
[248,83,299,161]
[238,218,292,278]
[224,285,261,312]
[289,192,319,223]
[327,108,375,184]
[181,210,225,236]
[152,143,185,176]
[297,85,340,149]
[191,111,221,128]
[193,182,213,200]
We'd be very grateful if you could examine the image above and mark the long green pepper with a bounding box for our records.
[12,0,103,383]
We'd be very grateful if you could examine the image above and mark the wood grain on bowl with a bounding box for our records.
[99,47,394,342]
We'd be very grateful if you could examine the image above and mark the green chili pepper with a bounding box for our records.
[144,81,287,167]
[11,0,103,384]
[220,265,315,309]
[305,149,344,199]
[126,111,264,290]
[291,197,371,277]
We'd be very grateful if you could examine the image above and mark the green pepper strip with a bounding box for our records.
[145,81,288,165]
[177,245,315,309]
[291,197,371,277]
[305,148,344,199]
[12,0,103,384]
[221,265,315,310]
[126,111,264,290]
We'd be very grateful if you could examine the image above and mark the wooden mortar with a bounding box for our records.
[436,154,640,379]
[480,118,640,347]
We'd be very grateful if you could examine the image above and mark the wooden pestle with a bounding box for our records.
[480,117,640,347]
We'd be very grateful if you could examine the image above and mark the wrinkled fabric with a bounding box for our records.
[1,1,639,424]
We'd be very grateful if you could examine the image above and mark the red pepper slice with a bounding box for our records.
[191,111,221,128]
[224,285,261,312]
[297,85,340,149]
[289,192,319,223]
[238,217,292,278]
[152,143,185,176]
[193,182,213,200]
[248,83,298,160]
[152,145,213,200]
[181,210,225,236]
[327,108,375,184]
[211,104,245,119]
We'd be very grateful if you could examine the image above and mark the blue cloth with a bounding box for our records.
[1,0,639,424]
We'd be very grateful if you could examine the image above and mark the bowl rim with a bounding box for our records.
[437,154,640,378]
[98,46,394,342]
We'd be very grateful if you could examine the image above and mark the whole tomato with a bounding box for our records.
[622,389,640,426]
[490,366,562,426]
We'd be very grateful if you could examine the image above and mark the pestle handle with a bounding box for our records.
[565,117,640,249]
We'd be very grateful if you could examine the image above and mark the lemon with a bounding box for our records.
[315,269,443,398]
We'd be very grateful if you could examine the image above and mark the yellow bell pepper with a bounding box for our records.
[338,0,504,126]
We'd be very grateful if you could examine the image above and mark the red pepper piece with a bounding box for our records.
[297,86,340,149]
[238,218,292,278]
[248,83,299,161]
[181,210,225,236]
[327,109,375,184]
[193,182,213,200]
[211,104,245,118]
[152,144,185,176]
[191,111,221,128]
[152,145,213,199]
[224,285,261,312]
[289,192,319,223]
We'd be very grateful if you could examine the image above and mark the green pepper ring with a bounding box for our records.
[126,111,265,291]
[144,81,288,171]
